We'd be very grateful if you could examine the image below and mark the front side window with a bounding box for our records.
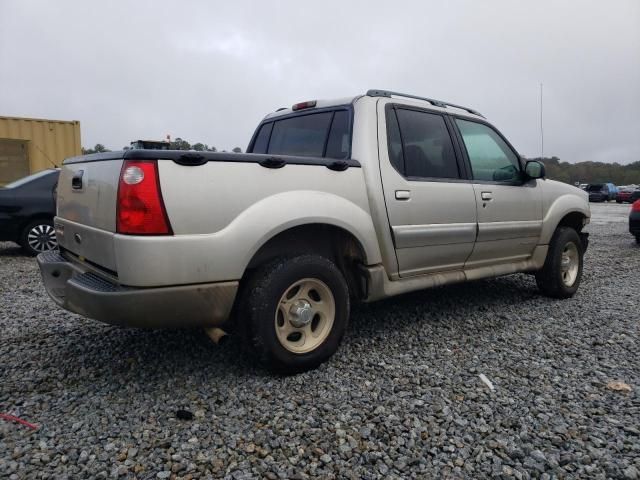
[251,109,351,159]
[387,108,460,179]
[455,119,521,182]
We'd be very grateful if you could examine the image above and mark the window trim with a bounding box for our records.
[450,115,526,186]
[384,103,468,182]
[247,105,354,159]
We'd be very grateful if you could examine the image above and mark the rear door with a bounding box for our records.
[452,118,542,267]
[378,102,478,277]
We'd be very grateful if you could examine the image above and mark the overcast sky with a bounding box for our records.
[1,0,639,163]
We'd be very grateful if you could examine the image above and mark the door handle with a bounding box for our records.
[481,191,493,201]
[72,170,84,190]
[395,190,411,200]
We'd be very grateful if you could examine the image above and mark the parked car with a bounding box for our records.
[0,169,59,255]
[629,189,640,204]
[616,188,635,203]
[37,90,590,372]
[588,183,617,202]
[630,200,640,244]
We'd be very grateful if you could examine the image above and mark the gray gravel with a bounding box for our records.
[1,203,639,479]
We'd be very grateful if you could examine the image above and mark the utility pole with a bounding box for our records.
[540,82,544,160]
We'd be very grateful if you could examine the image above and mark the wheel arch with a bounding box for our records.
[540,194,590,244]
[243,223,371,299]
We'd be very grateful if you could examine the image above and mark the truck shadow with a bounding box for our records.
[37,273,545,388]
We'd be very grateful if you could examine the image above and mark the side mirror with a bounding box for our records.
[525,160,545,179]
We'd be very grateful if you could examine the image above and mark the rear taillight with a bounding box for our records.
[116,160,172,235]
[632,200,640,212]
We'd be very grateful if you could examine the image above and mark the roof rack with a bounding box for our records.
[366,89,484,118]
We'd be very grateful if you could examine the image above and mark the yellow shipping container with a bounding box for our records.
[0,116,81,185]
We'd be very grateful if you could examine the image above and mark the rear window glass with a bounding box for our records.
[268,112,333,157]
[251,110,351,159]
[587,184,603,191]
[4,170,56,188]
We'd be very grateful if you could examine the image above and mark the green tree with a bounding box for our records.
[82,144,110,154]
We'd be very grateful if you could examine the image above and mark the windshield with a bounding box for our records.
[3,170,55,189]
[587,184,604,192]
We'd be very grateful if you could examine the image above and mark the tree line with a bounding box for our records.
[527,157,640,186]
[82,138,243,155]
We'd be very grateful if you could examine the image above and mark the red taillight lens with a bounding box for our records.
[117,160,172,235]
[632,200,640,212]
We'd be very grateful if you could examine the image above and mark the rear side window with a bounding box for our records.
[250,109,351,159]
[252,122,273,154]
[387,108,460,179]
[325,110,350,159]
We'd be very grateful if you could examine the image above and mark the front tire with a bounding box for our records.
[535,227,584,298]
[20,219,57,256]
[241,254,350,373]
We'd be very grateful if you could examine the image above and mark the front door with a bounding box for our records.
[452,118,543,267]
[378,102,478,277]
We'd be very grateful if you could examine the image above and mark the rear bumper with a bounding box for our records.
[630,212,640,235]
[37,250,238,328]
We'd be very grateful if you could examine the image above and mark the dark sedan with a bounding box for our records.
[631,200,640,245]
[0,169,59,255]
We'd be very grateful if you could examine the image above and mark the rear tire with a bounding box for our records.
[19,219,57,256]
[240,254,350,373]
[535,227,584,299]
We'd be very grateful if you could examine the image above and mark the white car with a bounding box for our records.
[38,89,590,372]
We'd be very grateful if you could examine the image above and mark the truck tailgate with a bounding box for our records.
[56,155,123,271]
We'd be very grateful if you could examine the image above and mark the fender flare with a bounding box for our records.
[539,194,590,244]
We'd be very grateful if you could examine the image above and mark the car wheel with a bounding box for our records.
[20,219,57,256]
[535,227,584,299]
[241,254,350,373]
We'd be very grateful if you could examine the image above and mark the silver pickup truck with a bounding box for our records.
[38,89,590,372]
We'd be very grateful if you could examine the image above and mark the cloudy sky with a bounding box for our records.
[1,0,639,163]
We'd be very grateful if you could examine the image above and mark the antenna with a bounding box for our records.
[539,82,544,159]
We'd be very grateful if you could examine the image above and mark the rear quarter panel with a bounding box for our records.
[109,161,382,287]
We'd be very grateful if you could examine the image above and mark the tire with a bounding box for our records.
[240,254,350,373]
[19,219,57,256]
[535,227,584,299]
[636,235,640,245]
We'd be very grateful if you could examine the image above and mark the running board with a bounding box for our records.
[362,246,548,302]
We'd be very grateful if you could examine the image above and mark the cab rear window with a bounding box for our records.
[250,109,351,159]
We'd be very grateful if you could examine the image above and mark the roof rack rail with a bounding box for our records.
[366,89,484,118]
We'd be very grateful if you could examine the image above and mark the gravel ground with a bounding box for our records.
[1,203,638,479]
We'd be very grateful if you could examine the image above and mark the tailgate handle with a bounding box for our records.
[71,170,84,190]
[259,157,286,169]
[174,153,207,166]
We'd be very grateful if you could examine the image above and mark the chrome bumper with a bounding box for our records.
[37,251,238,328]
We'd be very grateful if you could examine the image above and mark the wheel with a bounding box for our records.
[20,219,57,255]
[616,200,622,204]
[535,227,584,299]
[636,235,640,245]
[240,254,350,373]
